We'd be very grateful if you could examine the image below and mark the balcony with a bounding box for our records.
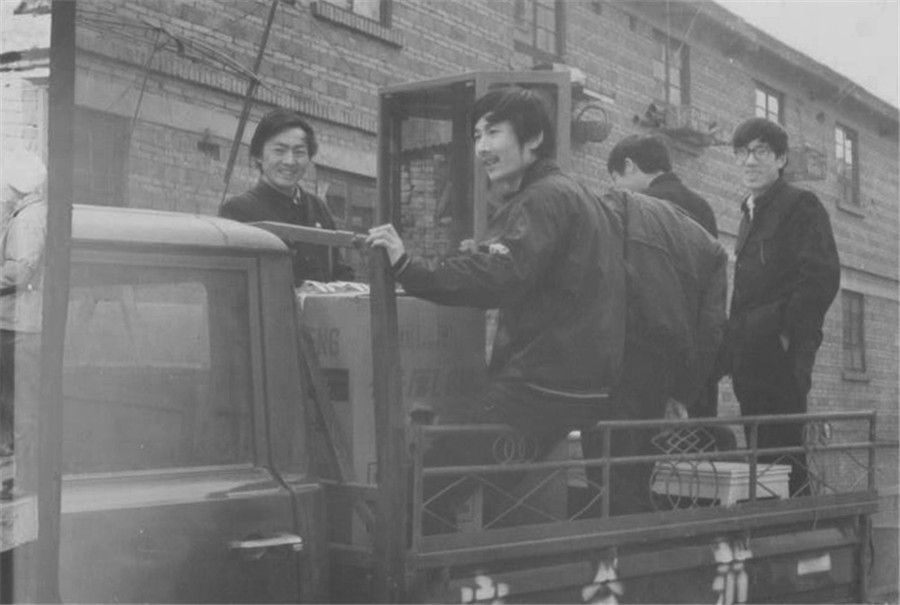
[635,102,728,148]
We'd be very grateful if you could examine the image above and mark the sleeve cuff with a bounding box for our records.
[391,252,411,278]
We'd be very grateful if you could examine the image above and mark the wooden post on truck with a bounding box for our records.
[369,247,408,603]
[250,221,410,601]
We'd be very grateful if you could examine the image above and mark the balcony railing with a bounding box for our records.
[636,102,730,147]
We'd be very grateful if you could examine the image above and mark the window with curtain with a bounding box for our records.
[842,290,866,373]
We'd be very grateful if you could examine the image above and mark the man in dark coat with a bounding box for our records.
[717,117,840,496]
[367,87,627,528]
[585,187,728,514]
[219,108,353,285]
[607,134,721,421]
[607,134,718,237]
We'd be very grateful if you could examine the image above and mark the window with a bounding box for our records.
[316,167,376,231]
[842,290,866,374]
[312,0,402,46]
[652,31,689,106]
[514,0,563,60]
[62,258,254,473]
[835,124,860,207]
[755,83,784,124]
[73,108,129,206]
[321,0,384,23]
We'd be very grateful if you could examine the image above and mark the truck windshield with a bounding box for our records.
[61,258,253,474]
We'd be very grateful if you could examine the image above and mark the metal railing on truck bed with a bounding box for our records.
[252,221,891,604]
[396,412,886,603]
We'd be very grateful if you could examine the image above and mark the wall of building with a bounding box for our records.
[3,0,897,502]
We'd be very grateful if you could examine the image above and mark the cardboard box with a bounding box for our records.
[651,460,791,507]
[298,292,487,485]
[1,493,38,553]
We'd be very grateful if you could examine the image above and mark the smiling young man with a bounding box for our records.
[367,87,626,527]
[717,117,840,496]
[219,107,353,285]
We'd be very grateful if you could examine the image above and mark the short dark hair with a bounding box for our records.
[470,86,556,159]
[606,134,672,175]
[249,108,318,165]
[732,117,788,157]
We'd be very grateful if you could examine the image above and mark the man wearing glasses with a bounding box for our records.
[717,117,840,496]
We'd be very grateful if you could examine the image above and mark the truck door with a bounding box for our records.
[56,248,314,603]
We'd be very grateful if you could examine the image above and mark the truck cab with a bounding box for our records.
[54,205,324,602]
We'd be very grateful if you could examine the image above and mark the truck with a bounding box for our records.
[0,69,887,603]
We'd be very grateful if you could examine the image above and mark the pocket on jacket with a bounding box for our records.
[741,300,784,345]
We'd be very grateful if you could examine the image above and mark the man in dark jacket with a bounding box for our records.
[219,108,353,285]
[718,118,840,496]
[367,87,626,528]
[606,134,721,421]
[607,134,718,237]
[583,188,728,514]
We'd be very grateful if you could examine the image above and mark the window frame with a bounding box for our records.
[834,123,861,209]
[754,82,784,125]
[312,0,402,46]
[62,248,267,476]
[514,0,565,62]
[652,29,690,107]
[841,289,867,379]
[320,0,388,25]
[316,166,377,231]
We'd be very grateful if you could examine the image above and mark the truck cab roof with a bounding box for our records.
[71,204,288,254]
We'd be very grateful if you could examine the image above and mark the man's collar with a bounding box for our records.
[748,177,786,212]
[256,179,302,202]
[503,158,560,199]
[648,171,677,187]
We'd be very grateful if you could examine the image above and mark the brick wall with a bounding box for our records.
[5,0,898,497]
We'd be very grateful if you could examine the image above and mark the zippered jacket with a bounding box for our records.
[600,189,728,409]
[397,159,626,396]
[726,178,839,358]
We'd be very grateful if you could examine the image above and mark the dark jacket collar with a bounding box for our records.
[254,179,303,204]
[502,158,561,200]
[648,171,679,188]
[743,177,786,214]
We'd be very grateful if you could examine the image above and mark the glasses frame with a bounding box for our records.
[733,145,775,163]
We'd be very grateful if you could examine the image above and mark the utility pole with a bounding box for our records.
[32,0,76,601]
[220,0,281,205]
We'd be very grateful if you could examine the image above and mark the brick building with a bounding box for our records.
[2,0,898,509]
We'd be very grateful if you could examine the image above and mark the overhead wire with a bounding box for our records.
[75,8,278,95]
